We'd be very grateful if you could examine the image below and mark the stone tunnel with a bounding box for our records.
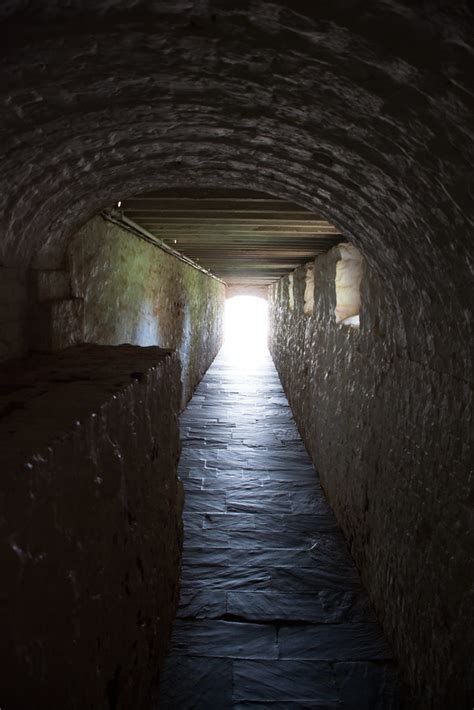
[0,2,472,709]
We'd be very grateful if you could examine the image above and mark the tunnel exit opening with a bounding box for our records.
[224,296,268,362]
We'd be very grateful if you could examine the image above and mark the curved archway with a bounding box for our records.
[0,4,472,708]
[0,7,471,305]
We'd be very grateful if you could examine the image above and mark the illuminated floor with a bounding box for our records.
[157,344,399,709]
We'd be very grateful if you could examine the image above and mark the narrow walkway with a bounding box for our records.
[158,346,399,709]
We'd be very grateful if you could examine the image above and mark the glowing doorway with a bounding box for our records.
[223,296,268,363]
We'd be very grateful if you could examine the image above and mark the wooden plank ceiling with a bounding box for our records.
[120,189,342,286]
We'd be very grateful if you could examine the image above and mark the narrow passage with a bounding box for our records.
[158,345,399,709]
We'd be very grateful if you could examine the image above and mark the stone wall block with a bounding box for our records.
[30,297,84,352]
[0,344,183,710]
[0,266,27,361]
[34,269,71,302]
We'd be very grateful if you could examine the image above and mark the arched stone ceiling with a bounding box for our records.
[0,1,472,357]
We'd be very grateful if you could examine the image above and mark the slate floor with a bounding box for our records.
[157,345,399,709]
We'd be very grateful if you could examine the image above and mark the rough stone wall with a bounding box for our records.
[65,215,225,406]
[0,4,472,707]
[0,216,225,404]
[28,268,85,352]
[0,345,183,710]
[269,248,473,710]
[30,216,225,406]
[0,266,27,361]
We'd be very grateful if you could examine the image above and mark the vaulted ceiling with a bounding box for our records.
[118,189,342,286]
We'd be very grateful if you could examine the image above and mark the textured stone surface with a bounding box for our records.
[269,247,474,709]
[0,4,472,321]
[67,215,225,406]
[0,266,27,361]
[30,295,85,351]
[27,267,84,351]
[33,269,71,302]
[157,345,398,709]
[0,213,225,404]
[0,3,472,707]
[0,345,184,709]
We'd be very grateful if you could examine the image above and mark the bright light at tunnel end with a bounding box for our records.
[223,296,268,363]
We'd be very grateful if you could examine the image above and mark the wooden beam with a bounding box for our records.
[124,214,334,225]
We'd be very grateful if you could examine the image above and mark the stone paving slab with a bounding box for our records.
[177,590,228,620]
[334,661,400,710]
[187,511,339,533]
[180,564,363,593]
[170,620,279,659]
[232,660,338,703]
[158,657,233,709]
[157,345,399,708]
[278,623,391,661]
[226,590,376,624]
[181,543,357,569]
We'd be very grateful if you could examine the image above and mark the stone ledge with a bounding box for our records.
[0,343,175,468]
[0,344,184,709]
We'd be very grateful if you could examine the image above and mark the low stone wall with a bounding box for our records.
[0,345,183,709]
[268,246,473,709]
